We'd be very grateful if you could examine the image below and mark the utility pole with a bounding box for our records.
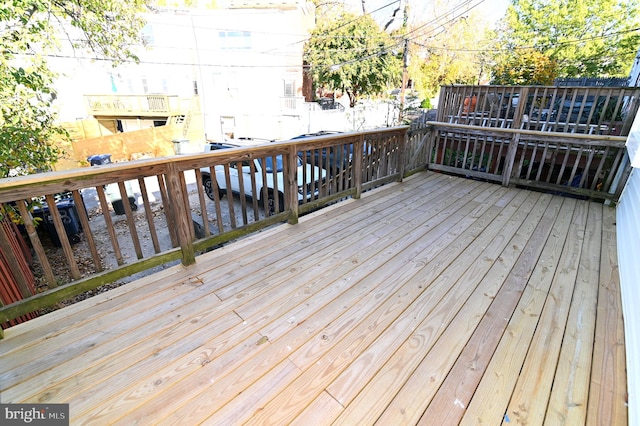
[398,38,409,123]
[398,2,409,124]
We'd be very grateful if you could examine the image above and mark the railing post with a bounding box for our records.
[512,87,530,129]
[502,132,521,187]
[353,135,364,199]
[425,125,434,170]
[398,128,407,180]
[165,163,196,266]
[287,145,299,225]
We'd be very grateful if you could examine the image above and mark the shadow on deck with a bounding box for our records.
[0,171,626,425]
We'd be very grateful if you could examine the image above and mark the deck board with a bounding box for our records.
[0,171,626,425]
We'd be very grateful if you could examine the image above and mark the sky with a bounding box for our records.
[344,0,510,31]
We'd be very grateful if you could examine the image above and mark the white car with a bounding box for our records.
[199,139,326,211]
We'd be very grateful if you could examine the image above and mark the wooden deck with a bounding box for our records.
[0,172,626,425]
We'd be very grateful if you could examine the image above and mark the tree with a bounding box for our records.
[304,12,402,107]
[408,13,489,102]
[491,48,557,85]
[492,0,640,80]
[1,0,149,178]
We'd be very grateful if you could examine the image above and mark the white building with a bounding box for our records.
[52,1,317,142]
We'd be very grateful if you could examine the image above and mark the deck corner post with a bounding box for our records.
[165,163,196,266]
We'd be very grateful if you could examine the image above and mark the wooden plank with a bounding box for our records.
[211,173,457,301]
[458,199,582,425]
[419,196,576,425]
[587,205,627,425]
[116,180,498,424]
[44,194,81,280]
[95,184,124,266]
[72,190,103,271]
[334,193,549,422]
[0,265,196,355]
[354,193,558,426]
[0,277,212,393]
[137,177,162,252]
[250,190,533,425]
[545,202,602,424]
[16,200,57,287]
[290,391,344,425]
[497,199,588,424]
[220,177,484,305]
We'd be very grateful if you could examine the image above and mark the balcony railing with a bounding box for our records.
[0,119,632,333]
[84,94,191,117]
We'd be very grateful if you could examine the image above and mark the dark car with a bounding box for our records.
[291,131,362,175]
[540,96,608,124]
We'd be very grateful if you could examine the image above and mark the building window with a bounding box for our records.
[219,31,251,50]
[284,80,295,97]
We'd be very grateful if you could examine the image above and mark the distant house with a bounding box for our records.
[50,1,316,145]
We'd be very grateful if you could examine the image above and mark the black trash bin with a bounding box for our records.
[32,199,81,247]
[87,154,137,215]
[87,153,112,166]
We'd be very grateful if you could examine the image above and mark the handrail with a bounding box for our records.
[422,121,630,202]
[0,122,630,333]
[0,127,408,332]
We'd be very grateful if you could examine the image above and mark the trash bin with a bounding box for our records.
[172,139,189,155]
[87,154,112,166]
[105,182,137,215]
[88,154,137,215]
[32,199,81,247]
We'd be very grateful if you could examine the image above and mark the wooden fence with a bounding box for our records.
[438,85,640,136]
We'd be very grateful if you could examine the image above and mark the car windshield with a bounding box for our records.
[258,155,302,173]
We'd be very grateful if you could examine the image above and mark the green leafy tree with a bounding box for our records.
[407,9,492,102]
[304,12,402,107]
[492,0,640,80]
[1,0,149,178]
[491,48,557,84]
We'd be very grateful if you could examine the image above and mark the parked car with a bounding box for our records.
[199,139,327,212]
[538,95,612,124]
[291,131,375,175]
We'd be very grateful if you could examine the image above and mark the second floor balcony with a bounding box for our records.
[84,94,192,118]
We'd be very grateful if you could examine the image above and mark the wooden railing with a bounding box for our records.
[0,128,409,332]
[438,85,640,136]
[0,120,631,333]
[422,122,630,201]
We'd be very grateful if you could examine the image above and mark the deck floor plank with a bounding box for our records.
[504,198,588,425]
[0,172,626,425]
[458,198,581,426]
[256,189,536,425]
[546,202,602,425]
[136,181,499,425]
[420,196,576,425]
[587,205,627,425]
[358,193,561,426]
